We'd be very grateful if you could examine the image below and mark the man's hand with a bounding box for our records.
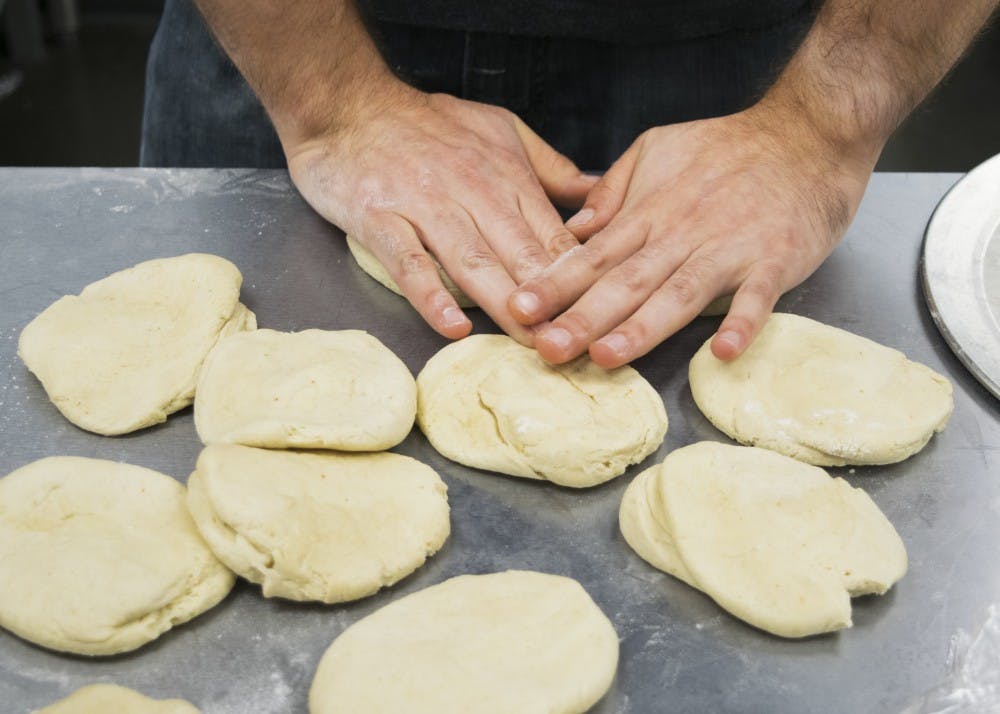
[508,104,873,368]
[193,0,593,343]
[287,83,594,343]
[509,0,997,368]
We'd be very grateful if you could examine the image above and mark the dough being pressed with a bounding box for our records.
[689,312,953,465]
[35,684,200,714]
[346,235,475,308]
[309,570,619,714]
[18,253,255,435]
[187,444,450,603]
[416,334,667,487]
[619,442,907,638]
[0,457,234,656]
[195,329,416,450]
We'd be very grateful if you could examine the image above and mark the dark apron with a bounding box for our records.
[140,0,815,171]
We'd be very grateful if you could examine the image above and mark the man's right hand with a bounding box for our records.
[285,82,595,342]
[193,0,592,342]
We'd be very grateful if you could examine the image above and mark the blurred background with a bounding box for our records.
[0,0,998,170]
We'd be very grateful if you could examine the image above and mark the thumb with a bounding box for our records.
[564,140,640,240]
[514,116,597,209]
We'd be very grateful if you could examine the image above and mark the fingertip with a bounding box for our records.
[589,333,631,369]
[710,328,745,361]
[509,290,542,324]
[565,207,595,230]
[437,305,473,340]
[535,325,576,364]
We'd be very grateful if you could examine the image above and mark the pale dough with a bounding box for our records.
[35,684,200,714]
[18,253,255,435]
[195,328,416,450]
[0,457,234,656]
[689,312,953,466]
[187,444,450,603]
[619,442,907,638]
[309,570,619,714]
[346,235,476,308]
[416,334,667,487]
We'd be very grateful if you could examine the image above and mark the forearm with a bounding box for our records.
[762,0,998,160]
[193,0,403,147]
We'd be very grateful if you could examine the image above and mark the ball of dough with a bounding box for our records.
[309,570,619,714]
[416,334,667,487]
[35,684,200,714]
[346,235,476,308]
[187,444,450,603]
[194,329,416,450]
[0,457,234,656]
[689,312,953,466]
[619,442,907,638]
[17,253,255,435]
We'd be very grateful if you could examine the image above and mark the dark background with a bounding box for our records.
[1,0,998,170]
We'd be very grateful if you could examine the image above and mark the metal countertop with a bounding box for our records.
[1,169,998,714]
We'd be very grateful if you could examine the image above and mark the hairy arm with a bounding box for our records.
[771,0,998,163]
[193,0,593,341]
[509,0,998,368]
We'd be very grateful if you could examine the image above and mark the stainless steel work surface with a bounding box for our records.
[1,169,998,714]
[923,151,1000,401]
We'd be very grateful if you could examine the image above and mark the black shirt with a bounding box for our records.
[361,0,814,44]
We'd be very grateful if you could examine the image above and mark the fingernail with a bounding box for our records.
[578,173,599,183]
[512,291,540,317]
[442,306,468,328]
[597,333,629,357]
[716,330,742,351]
[566,208,594,228]
[542,326,572,351]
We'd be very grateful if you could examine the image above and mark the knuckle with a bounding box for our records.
[743,262,784,297]
[557,310,595,338]
[590,181,620,207]
[460,244,501,272]
[546,231,579,256]
[512,243,549,275]
[452,146,487,176]
[665,269,703,307]
[578,243,611,274]
[608,262,648,294]
[617,319,650,350]
[397,249,436,278]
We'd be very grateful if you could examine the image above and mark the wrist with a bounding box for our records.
[274,67,421,153]
[752,84,885,174]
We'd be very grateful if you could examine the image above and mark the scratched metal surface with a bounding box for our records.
[1,168,998,714]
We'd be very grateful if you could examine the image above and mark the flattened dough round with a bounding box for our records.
[346,235,475,308]
[0,457,234,656]
[621,442,907,638]
[187,444,450,603]
[35,684,200,714]
[195,329,416,450]
[18,253,255,435]
[417,334,667,487]
[690,312,953,465]
[309,570,619,714]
